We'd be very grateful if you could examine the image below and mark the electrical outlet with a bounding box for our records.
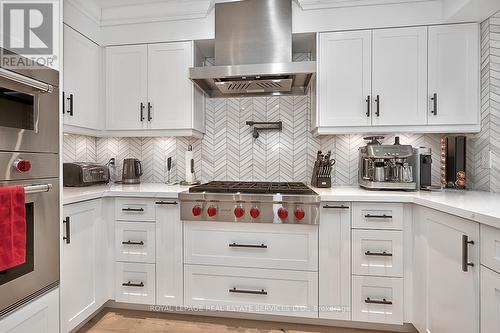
[481,150,492,169]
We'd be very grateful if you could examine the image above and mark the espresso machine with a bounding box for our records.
[358,136,417,191]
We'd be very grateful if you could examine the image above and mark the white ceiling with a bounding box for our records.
[91,0,178,9]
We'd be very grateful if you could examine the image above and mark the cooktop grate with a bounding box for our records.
[189,181,317,195]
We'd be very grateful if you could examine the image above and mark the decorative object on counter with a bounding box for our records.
[245,121,283,139]
[180,145,200,186]
[311,150,335,188]
[63,162,110,187]
[165,156,180,185]
[441,135,467,189]
[358,136,417,191]
[121,158,143,185]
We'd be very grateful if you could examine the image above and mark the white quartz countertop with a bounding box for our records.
[64,183,500,228]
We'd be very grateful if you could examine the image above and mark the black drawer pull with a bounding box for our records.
[365,251,392,257]
[122,207,145,212]
[122,240,144,246]
[365,297,392,305]
[229,243,267,249]
[229,288,267,295]
[122,281,144,287]
[63,216,71,244]
[323,205,349,209]
[364,214,392,219]
[155,201,178,205]
[462,235,475,272]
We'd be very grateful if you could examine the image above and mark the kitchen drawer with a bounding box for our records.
[184,265,318,318]
[352,276,403,325]
[352,202,403,230]
[480,224,500,274]
[184,221,318,271]
[481,266,500,333]
[115,262,155,305]
[115,222,156,263]
[115,198,156,222]
[352,230,403,277]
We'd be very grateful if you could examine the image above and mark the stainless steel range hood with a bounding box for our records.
[189,0,316,98]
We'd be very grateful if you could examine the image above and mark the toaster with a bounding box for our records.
[63,162,110,187]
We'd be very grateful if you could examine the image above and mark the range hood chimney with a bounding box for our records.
[189,0,316,98]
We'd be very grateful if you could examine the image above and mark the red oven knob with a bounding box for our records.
[14,159,31,173]
[234,207,245,218]
[278,207,288,219]
[192,205,202,216]
[207,206,217,217]
[295,209,305,220]
[250,207,260,219]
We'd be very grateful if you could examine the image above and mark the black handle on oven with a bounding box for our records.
[63,216,71,244]
[229,287,267,295]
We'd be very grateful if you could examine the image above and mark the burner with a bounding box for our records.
[189,181,317,195]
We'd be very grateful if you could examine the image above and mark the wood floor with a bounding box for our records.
[78,309,394,333]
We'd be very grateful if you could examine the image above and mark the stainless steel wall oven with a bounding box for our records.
[0,50,59,318]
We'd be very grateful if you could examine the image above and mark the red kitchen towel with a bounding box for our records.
[0,186,26,271]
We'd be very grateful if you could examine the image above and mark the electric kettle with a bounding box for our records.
[122,158,142,184]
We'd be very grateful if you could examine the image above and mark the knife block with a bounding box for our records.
[310,163,332,188]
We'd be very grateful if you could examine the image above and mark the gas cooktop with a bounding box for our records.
[188,181,318,195]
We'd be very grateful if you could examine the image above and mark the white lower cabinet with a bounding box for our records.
[115,222,156,263]
[61,200,109,333]
[0,288,59,333]
[352,230,403,277]
[115,262,156,305]
[413,206,479,333]
[155,199,183,306]
[481,266,500,333]
[184,265,318,318]
[352,276,404,325]
[318,203,351,320]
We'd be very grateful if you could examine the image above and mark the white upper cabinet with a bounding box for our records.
[105,41,204,136]
[315,23,480,135]
[63,25,103,132]
[106,45,149,130]
[318,31,372,127]
[148,42,204,131]
[428,23,479,126]
[372,27,428,126]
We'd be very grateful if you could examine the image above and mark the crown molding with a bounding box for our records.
[65,0,101,25]
[295,0,438,10]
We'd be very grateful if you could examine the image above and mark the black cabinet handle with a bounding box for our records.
[431,93,438,115]
[365,297,392,305]
[122,207,144,212]
[140,102,145,121]
[366,95,371,117]
[229,287,267,295]
[365,251,393,257]
[122,281,144,287]
[147,102,152,121]
[66,94,74,116]
[364,214,392,219]
[63,216,70,244]
[229,243,267,249]
[122,240,144,245]
[323,205,349,209]
[375,95,380,117]
[462,235,474,272]
[155,201,178,205]
[62,91,66,114]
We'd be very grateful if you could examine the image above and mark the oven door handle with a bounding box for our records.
[0,68,54,93]
[24,184,53,194]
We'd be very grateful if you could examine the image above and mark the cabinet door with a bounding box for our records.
[481,266,500,333]
[61,200,105,333]
[148,42,193,130]
[319,203,351,320]
[155,199,183,306]
[372,27,428,126]
[106,45,148,130]
[428,24,479,126]
[63,25,102,130]
[413,206,479,333]
[0,288,59,333]
[318,31,372,127]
